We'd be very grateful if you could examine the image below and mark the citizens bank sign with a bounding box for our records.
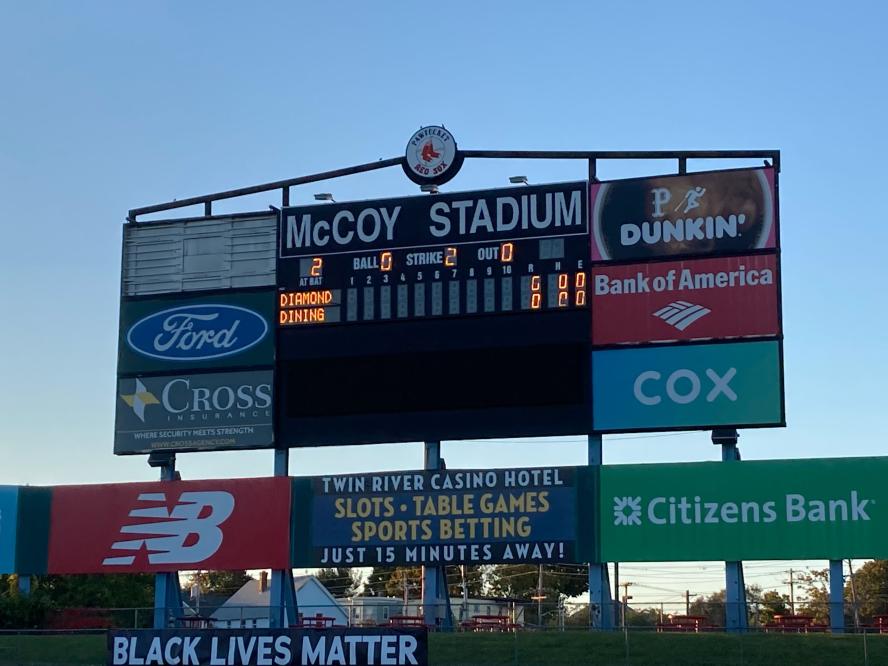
[600,458,888,562]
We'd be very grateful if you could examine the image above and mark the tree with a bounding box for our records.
[798,568,832,623]
[757,590,791,625]
[443,565,485,598]
[845,559,888,621]
[36,574,155,609]
[364,567,421,598]
[315,568,361,597]
[688,590,725,628]
[187,571,253,597]
[487,564,588,599]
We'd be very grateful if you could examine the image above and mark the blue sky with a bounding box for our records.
[1,1,885,600]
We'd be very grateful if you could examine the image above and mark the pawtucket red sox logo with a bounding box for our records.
[47,478,290,573]
[402,125,463,186]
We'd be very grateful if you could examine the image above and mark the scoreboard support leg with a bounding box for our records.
[422,441,443,629]
[829,559,845,633]
[716,430,748,633]
[588,434,614,630]
[152,454,184,629]
[270,448,298,628]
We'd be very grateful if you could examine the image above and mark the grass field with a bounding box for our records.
[0,630,885,665]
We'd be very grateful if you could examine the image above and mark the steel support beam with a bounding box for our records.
[717,431,747,633]
[587,434,613,630]
[422,441,442,628]
[829,559,845,633]
[152,454,183,629]
[270,448,298,628]
[128,150,780,221]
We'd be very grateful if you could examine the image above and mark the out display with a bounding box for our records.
[276,182,592,446]
[277,181,589,326]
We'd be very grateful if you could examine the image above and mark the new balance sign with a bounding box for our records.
[47,478,290,573]
[591,254,780,345]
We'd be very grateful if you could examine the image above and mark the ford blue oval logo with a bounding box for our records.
[126,304,268,361]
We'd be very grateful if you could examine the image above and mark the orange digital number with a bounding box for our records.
[380,251,393,272]
[501,242,514,262]
[444,247,457,267]
[558,273,568,290]
[575,271,587,306]
[558,291,569,307]
[530,274,542,310]
[310,257,323,277]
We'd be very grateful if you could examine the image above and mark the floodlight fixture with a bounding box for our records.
[509,176,529,185]
[314,193,336,202]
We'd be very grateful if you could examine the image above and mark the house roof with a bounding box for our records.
[212,575,345,621]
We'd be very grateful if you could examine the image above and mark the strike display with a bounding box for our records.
[275,182,592,446]
[277,181,589,326]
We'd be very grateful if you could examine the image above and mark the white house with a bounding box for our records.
[338,595,525,627]
[212,573,348,628]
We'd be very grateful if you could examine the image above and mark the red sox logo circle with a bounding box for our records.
[402,125,463,186]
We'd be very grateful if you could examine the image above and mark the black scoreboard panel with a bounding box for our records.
[276,181,592,445]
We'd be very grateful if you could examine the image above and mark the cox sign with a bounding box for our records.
[118,291,275,373]
[592,341,783,432]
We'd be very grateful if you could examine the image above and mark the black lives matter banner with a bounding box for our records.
[109,628,427,666]
[292,467,594,566]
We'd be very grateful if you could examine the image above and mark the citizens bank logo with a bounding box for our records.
[119,379,160,422]
[653,301,712,331]
[103,491,234,566]
[611,493,872,527]
[613,496,642,526]
[126,304,268,362]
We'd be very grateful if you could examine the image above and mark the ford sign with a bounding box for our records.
[126,304,268,361]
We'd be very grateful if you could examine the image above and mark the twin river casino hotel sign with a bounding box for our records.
[292,467,590,567]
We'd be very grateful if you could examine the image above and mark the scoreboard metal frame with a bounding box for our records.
[126,148,781,449]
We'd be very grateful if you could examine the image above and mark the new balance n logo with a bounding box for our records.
[653,301,711,331]
[103,491,234,566]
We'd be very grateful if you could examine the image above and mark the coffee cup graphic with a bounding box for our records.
[591,168,775,261]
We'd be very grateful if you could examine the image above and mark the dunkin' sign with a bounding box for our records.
[591,168,776,261]
[592,254,780,346]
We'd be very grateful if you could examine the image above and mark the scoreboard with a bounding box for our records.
[276,182,592,445]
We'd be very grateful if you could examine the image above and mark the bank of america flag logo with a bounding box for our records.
[653,301,711,331]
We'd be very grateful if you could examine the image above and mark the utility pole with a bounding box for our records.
[537,564,544,627]
[782,568,804,615]
[685,590,690,616]
[620,582,633,627]
[847,560,861,632]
